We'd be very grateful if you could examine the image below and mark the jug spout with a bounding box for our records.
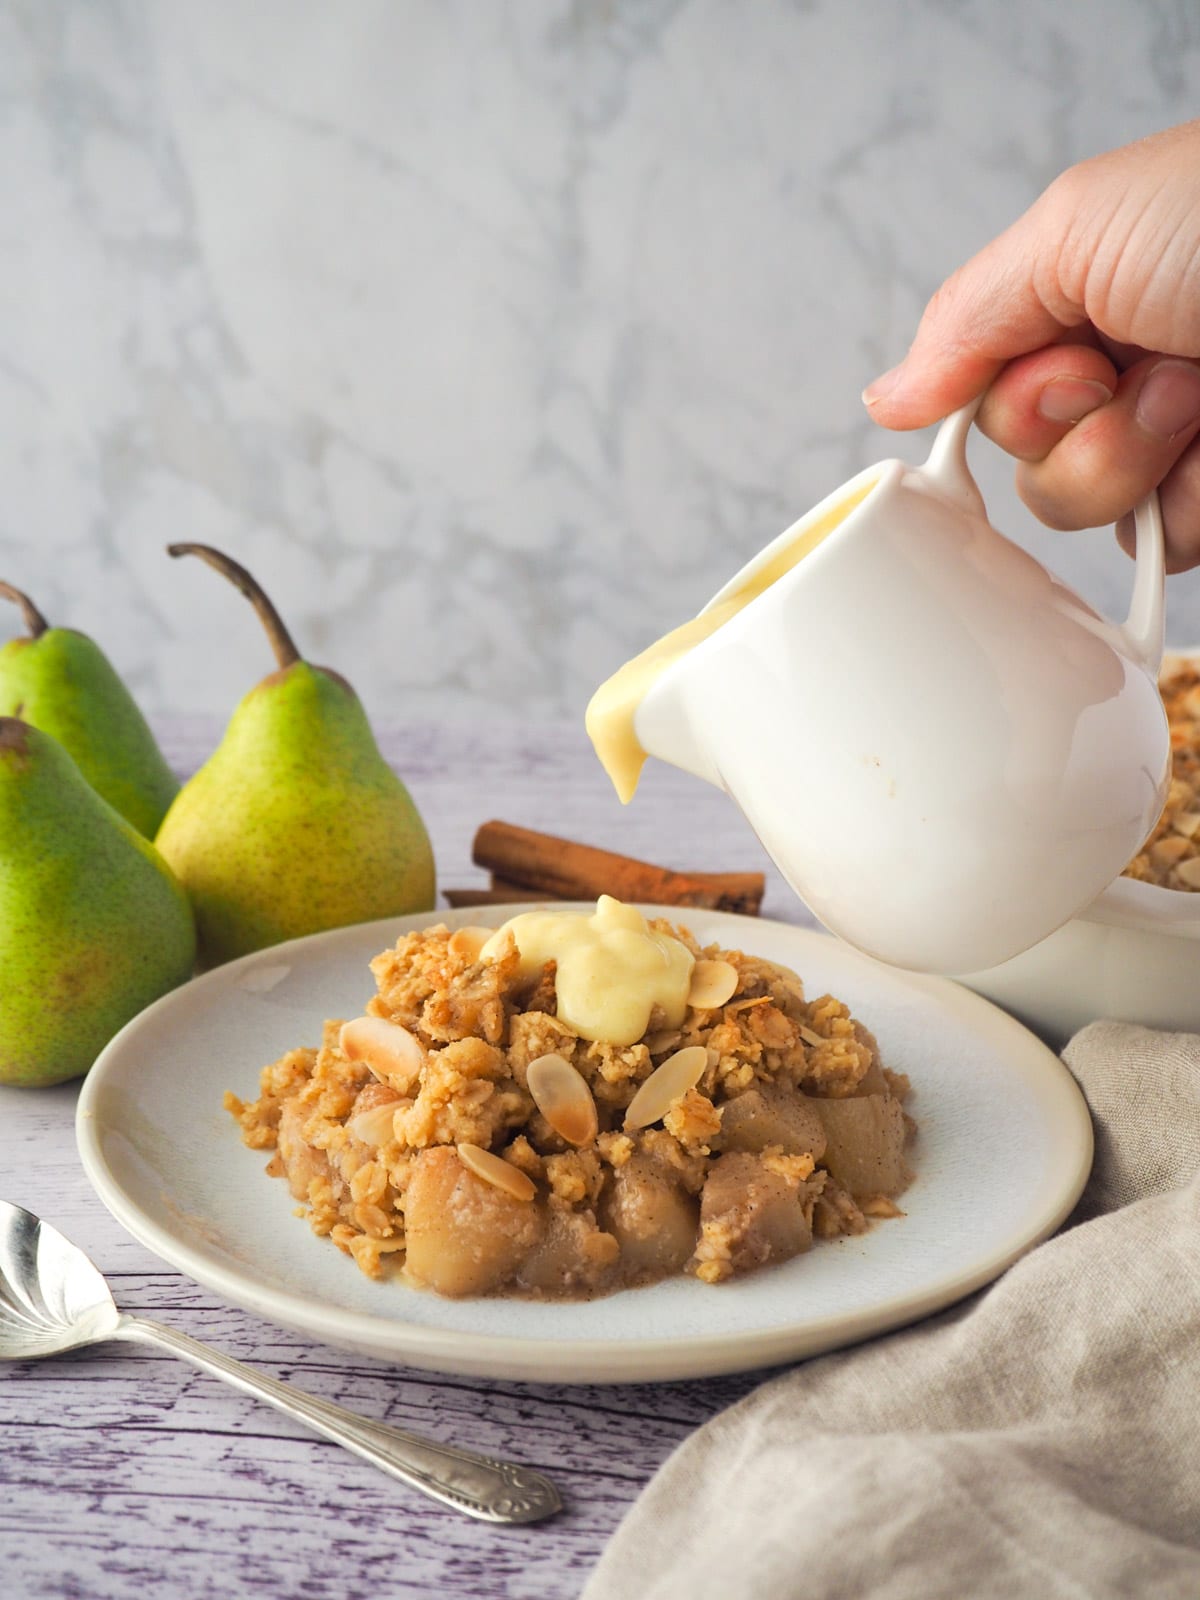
[634,666,724,793]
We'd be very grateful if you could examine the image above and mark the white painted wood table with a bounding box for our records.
[0,717,816,1600]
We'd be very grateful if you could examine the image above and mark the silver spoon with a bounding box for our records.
[0,1201,561,1524]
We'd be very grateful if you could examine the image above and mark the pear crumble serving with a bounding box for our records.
[225,898,915,1299]
[1125,657,1200,890]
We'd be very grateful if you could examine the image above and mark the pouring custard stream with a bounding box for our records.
[585,477,877,802]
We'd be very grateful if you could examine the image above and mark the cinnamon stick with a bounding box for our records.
[471,820,765,915]
[443,887,548,908]
[489,875,533,898]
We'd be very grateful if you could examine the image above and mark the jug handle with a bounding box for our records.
[1122,491,1166,675]
[923,396,985,511]
[926,398,1166,676]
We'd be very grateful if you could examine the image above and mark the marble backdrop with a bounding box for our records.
[2,0,1200,726]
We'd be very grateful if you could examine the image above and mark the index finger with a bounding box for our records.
[864,204,1088,429]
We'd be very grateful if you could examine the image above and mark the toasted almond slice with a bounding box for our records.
[339,1016,426,1094]
[687,958,739,1011]
[526,1053,598,1146]
[478,925,517,963]
[456,1142,537,1201]
[859,1194,905,1219]
[623,1045,709,1132]
[1151,835,1193,871]
[1173,811,1200,839]
[644,1029,683,1057]
[798,1023,825,1047]
[1174,856,1200,889]
[347,1101,403,1148]
[448,925,493,961]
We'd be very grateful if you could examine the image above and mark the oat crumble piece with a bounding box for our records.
[1124,660,1200,888]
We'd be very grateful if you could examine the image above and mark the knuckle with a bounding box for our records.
[976,398,1029,457]
[1015,463,1115,531]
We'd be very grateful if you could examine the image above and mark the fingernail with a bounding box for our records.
[1136,360,1200,439]
[1037,377,1113,425]
[863,365,903,408]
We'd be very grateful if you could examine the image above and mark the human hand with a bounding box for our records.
[863,121,1200,571]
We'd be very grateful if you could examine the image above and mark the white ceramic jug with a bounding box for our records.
[626,404,1170,972]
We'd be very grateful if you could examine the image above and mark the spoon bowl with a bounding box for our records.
[0,1201,561,1524]
[0,1204,119,1356]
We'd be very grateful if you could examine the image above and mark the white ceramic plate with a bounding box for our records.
[76,906,1092,1384]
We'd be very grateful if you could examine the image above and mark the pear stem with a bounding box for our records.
[0,582,50,639]
[167,544,302,670]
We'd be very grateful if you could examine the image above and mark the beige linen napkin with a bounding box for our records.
[583,1022,1200,1600]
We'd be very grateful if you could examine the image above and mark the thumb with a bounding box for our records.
[864,208,1086,430]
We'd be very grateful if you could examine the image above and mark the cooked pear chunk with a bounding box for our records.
[403,1146,541,1297]
[598,1154,699,1278]
[698,1151,812,1274]
[719,1082,827,1160]
[515,1210,619,1296]
[812,1094,908,1196]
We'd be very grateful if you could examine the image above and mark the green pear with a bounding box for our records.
[0,719,196,1086]
[156,545,435,966]
[0,582,179,838]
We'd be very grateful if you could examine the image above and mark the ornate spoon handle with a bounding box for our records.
[116,1315,561,1523]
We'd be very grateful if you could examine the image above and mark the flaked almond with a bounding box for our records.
[798,1023,825,1047]
[339,1016,425,1094]
[478,925,517,963]
[456,1142,536,1201]
[623,1045,709,1132]
[644,1029,683,1057]
[860,1194,905,1219]
[687,959,739,1010]
[1175,856,1200,889]
[347,1101,404,1148]
[526,1053,598,1146]
[448,925,493,962]
[1173,811,1200,839]
[1150,835,1193,872]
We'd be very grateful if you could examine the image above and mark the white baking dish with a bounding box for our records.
[959,649,1200,1048]
[959,875,1200,1050]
